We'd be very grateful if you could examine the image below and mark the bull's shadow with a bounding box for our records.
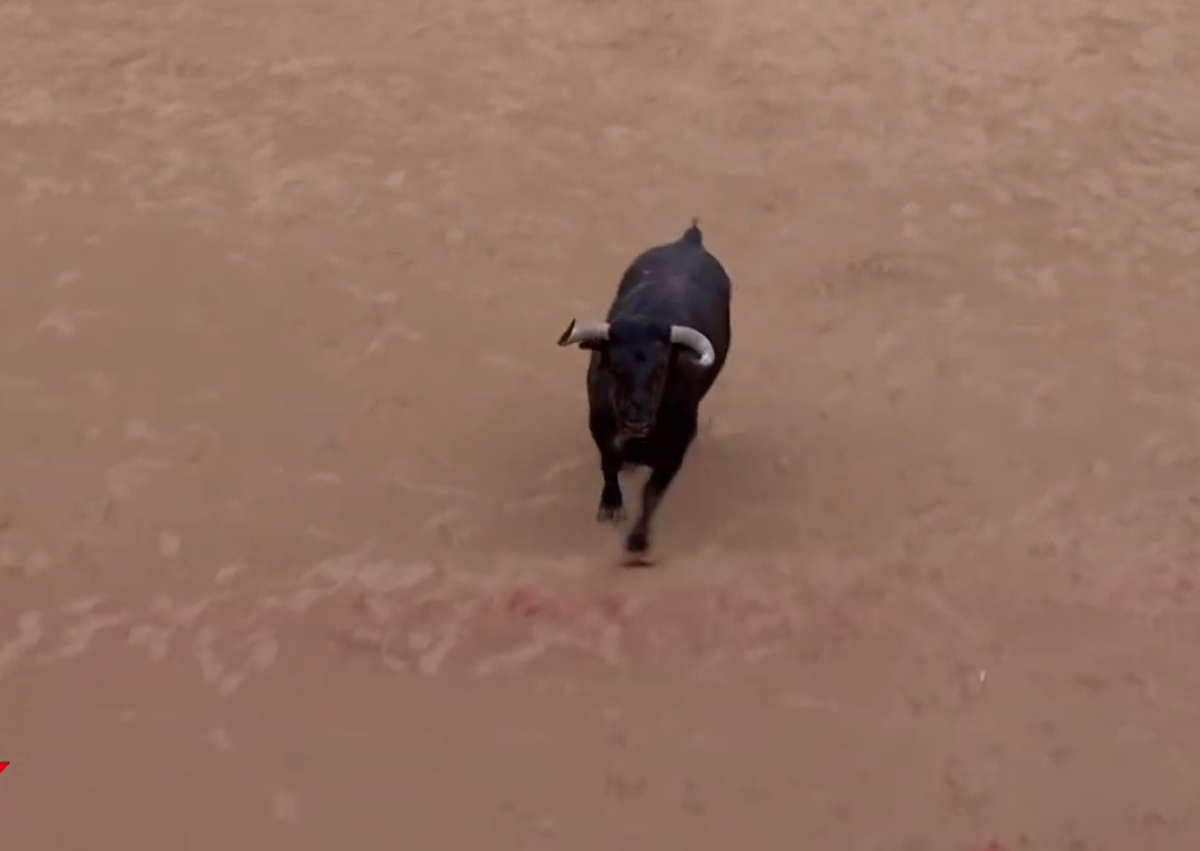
[480,396,944,567]
[673,408,952,563]
[476,403,810,563]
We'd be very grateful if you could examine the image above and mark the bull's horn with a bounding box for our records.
[557,319,611,347]
[669,326,716,367]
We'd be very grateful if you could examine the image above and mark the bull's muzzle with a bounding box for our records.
[621,420,653,439]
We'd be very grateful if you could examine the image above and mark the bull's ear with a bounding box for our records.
[578,340,607,352]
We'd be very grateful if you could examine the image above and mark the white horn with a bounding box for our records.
[669,326,716,367]
[557,319,611,347]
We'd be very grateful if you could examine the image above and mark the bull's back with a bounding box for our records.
[611,242,732,403]
[610,244,731,347]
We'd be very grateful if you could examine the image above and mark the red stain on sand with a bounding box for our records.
[503,586,557,620]
[971,842,1006,851]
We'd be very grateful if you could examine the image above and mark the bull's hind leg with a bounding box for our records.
[623,416,697,563]
[589,412,625,523]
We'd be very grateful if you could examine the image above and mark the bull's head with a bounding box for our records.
[557,318,716,438]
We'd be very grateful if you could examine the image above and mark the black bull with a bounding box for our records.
[557,220,733,562]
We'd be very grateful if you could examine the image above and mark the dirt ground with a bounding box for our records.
[3,0,1200,847]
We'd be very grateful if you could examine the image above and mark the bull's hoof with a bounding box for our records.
[621,528,652,566]
[596,502,626,524]
[620,550,655,568]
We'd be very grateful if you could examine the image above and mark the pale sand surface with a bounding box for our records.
[3,0,1200,848]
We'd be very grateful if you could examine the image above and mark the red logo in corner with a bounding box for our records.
[0,761,9,776]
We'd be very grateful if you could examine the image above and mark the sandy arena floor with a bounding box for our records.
[3,0,1200,847]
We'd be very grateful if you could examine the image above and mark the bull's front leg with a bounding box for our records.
[589,411,625,523]
[624,414,697,561]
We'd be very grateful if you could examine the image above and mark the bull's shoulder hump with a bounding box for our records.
[613,242,731,306]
